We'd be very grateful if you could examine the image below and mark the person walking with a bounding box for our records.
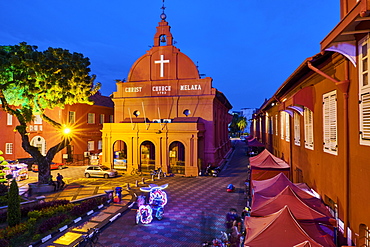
[56,173,65,190]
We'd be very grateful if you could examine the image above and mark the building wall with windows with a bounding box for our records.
[250,1,370,242]
[0,93,114,164]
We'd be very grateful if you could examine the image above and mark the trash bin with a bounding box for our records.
[115,187,122,202]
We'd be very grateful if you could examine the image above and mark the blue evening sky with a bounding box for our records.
[0,0,339,110]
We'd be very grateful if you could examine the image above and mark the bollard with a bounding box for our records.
[163,172,166,177]
[142,177,145,184]
[157,172,161,180]
[115,187,122,202]
[135,180,139,187]
[151,175,155,181]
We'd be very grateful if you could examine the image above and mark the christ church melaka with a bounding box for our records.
[101,12,232,177]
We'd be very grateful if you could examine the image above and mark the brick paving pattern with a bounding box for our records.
[98,139,248,247]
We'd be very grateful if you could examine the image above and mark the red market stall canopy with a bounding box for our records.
[252,173,332,218]
[247,138,265,147]
[249,149,285,166]
[244,206,335,247]
[251,186,335,226]
[250,152,290,181]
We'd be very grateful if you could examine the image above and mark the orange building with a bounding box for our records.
[101,14,232,177]
[251,0,370,245]
[1,92,114,164]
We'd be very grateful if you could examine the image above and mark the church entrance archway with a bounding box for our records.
[140,141,155,173]
[169,141,185,175]
[113,140,127,170]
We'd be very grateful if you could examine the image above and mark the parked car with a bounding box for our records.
[84,165,117,178]
[32,162,66,172]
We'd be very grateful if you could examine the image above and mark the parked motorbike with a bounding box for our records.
[150,167,164,177]
[205,164,220,177]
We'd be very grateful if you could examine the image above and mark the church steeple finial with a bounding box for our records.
[160,0,167,20]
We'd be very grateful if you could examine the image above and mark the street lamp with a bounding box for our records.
[63,126,71,135]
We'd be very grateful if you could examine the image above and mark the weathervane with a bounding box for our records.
[160,0,167,20]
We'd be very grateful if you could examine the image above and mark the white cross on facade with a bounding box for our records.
[154,55,170,77]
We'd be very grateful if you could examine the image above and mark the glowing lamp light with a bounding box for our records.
[62,126,72,135]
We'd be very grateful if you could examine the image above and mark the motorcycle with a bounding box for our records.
[150,167,164,177]
[205,164,220,177]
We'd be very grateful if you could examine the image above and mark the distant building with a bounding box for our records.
[1,92,114,164]
[101,13,232,176]
[250,0,370,245]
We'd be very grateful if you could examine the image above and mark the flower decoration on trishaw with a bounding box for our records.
[136,183,168,225]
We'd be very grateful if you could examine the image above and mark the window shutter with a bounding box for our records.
[280,111,284,140]
[329,94,337,151]
[304,107,314,149]
[361,93,370,140]
[285,112,290,142]
[294,112,300,146]
[323,91,337,153]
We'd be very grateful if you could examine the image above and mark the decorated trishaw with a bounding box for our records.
[0,162,28,183]
[136,183,168,224]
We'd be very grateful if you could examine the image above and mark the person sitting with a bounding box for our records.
[48,175,57,191]
[56,173,65,190]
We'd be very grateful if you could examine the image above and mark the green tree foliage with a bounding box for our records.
[7,179,21,227]
[0,42,100,184]
[237,116,247,134]
[229,113,248,137]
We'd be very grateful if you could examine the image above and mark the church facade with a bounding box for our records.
[101,15,232,177]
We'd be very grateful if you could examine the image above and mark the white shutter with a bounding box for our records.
[304,107,314,149]
[275,115,278,136]
[294,112,300,146]
[361,93,370,140]
[323,91,337,154]
[280,111,285,140]
[285,111,290,142]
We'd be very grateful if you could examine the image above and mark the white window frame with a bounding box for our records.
[110,115,114,123]
[275,115,278,136]
[98,140,102,150]
[259,117,262,136]
[7,113,12,125]
[88,113,95,124]
[87,141,95,151]
[285,111,290,142]
[69,111,76,124]
[100,114,105,124]
[269,116,273,135]
[294,112,300,146]
[5,143,13,154]
[359,35,370,145]
[304,107,314,150]
[323,90,337,155]
[280,111,285,140]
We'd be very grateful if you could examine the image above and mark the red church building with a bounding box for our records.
[101,12,232,177]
